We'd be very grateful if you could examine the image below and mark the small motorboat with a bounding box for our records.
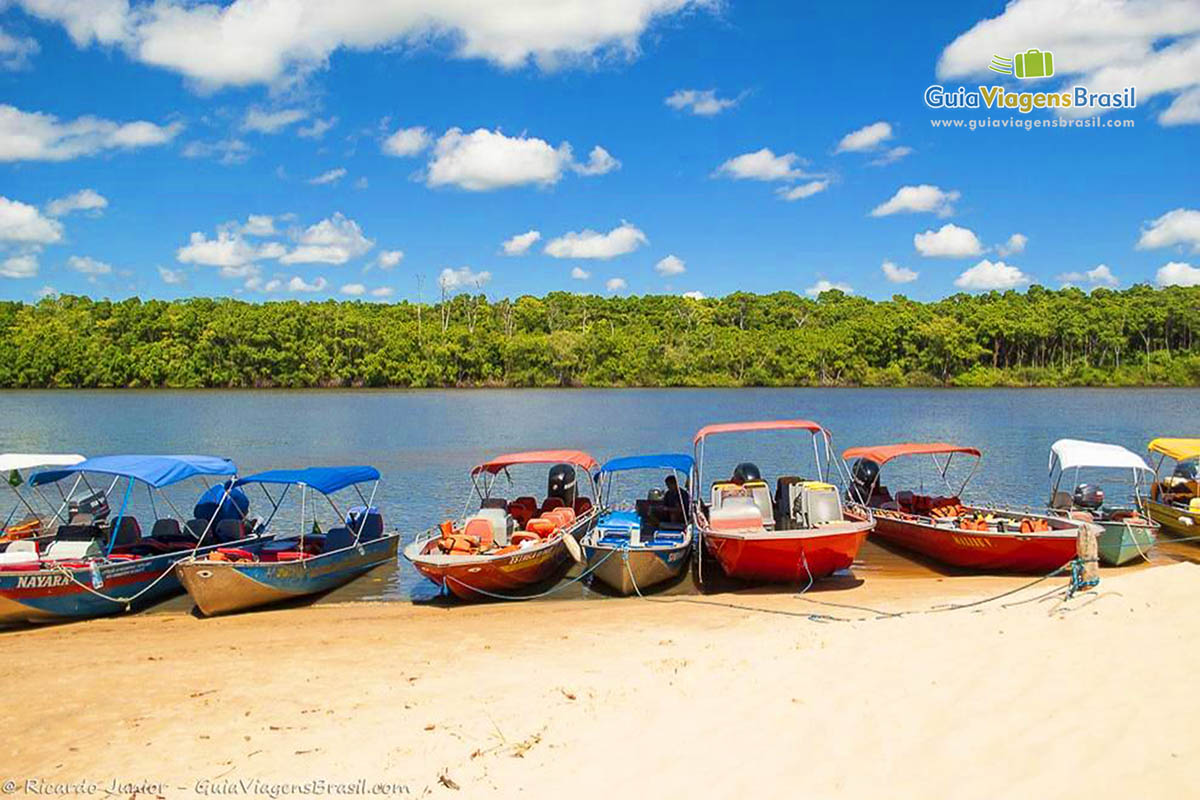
[1046,439,1158,565]
[580,453,694,595]
[0,455,271,625]
[404,450,599,601]
[177,466,399,616]
[1145,438,1200,540]
[693,420,874,585]
[843,442,1085,572]
[0,453,86,558]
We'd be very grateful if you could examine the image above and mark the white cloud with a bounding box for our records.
[869,146,914,166]
[377,250,404,269]
[340,282,366,296]
[157,265,187,285]
[682,290,705,300]
[938,0,1200,126]
[287,275,328,293]
[0,104,180,162]
[35,284,57,299]
[427,128,572,191]
[570,266,590,280]
[714,148,808,181]
[913,223,984,258]
[997,232,1028,257]
[1156,261,1200,287]
[354,177,368,190]
[881,260,918,284]
[0,27,39,70]
[67,255,112,275]
[438,266,491,292]
[241,214,277,236]
[502,230,541,256]
[0,252,37,278]
[665,88,740,116]
[280,213,374,265]
[1058,264,1119,287]
[18,0,713,89]
[805,279,853,297]
[1137,208,1200,252]
[308,167,347,185]
[777,180,829,201]
[836,121,893,153]
[1161,87,1200,125]
[871,185,960,217]
[544,222,647,259]
[572,145,620,176]
[177,229,265,268]
[370,286,394,298]
[242,107,307,134]
[298,116,337,139]
[382,126,432,157]
[181,138,250,165]
[0,196,64,244]
[654,254,685,276]
[46,188,108,217]
[954,259,1030,291]
[605,277,628,292]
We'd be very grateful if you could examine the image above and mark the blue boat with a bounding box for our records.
[0,455,269,626]
[176,466,399,616]
[580,453,695,595]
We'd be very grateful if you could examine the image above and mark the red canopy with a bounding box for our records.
[693,420,826,444]
[841,442,981,465]
[471,449,599,475]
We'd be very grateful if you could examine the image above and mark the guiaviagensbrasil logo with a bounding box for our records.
[989,48,1054,79]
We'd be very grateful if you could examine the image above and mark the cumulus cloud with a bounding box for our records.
[0,252,38,278]
[287,275,328,293]
[242,107,307,134]
[682,290,705,300]
[835,121,893,153]
[1057,264,1119,287]
[544,222,647,259]
[1156,261,1200,286]
[340,283,366,296]
[805,279,853,297]
[0,104,180,162]
[997,233,1028,257]
[67,255,112,275]
[914,223,984,258]
[572,145,621,176]
[0,27,39,70]
[427,128,616,191]
[46,188,108,217]
[714,148,809,181]
[307,167,347,185]
[938,0,1200,126]
[35,284,57,298]
[438,266,491,292]
[181,138,250,165]
[881,260,918,283]
[1137,208,1200,252]
[371,286,394,298]
[376,250,404,269]
[665,88,741,116]
[241,214,277,236]
[654,254,686,276]
[502,230,541,256]
[605,277,628,292]
[778,180,829,201]
[570,266,590,280]
[280,213,374,264]
[0,196,64,244]
[177,229,265,268]
[158,265,187,285]
[871,185,960,217]
[954,259,1030,290]
[179,212,375,276]
[382,126,432,157]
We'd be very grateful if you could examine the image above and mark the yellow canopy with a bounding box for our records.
[1148,438,1200,461]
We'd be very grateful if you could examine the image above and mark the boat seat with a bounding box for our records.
[526,518,557,538]
[507,501,534,528]
[44,539,102,561]
[573,497,593,516]
[464,518,495,549]
[323,527,356,552]
[470,507,512,545]
[213,519,247,543]
[150,518,184,541]
[109,517,142,548]
[347,507,383,541]
[1050,491,1074,510]
[55,523,103,542]
[480,497,508,510]
[541,497,565,514]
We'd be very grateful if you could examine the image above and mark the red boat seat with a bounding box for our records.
[464,518,494,549]
[541,497,565,513]
[511,531,541,546]
[507,502,534,528]
[544,509,572,528]
[526,518,557,538]
[573,497,593,516]
[274,551,312,562]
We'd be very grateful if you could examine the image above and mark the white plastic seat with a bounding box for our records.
[43,539,101,561]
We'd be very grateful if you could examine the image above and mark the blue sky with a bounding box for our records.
[0,0,1197,304]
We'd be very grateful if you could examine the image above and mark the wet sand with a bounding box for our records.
[5,556,1198,799]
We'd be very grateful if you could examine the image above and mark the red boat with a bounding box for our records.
[842,442,1083,572]
[693,420,874,585]
[404,450,599,601]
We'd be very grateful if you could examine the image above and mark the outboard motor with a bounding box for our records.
[68,491,110,523]
[731,462,762,485]
[547,464,578,508]
[1073,484,1105,510]
[850,458,880,500]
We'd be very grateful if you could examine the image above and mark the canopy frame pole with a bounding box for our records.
[104,476,136,557]
[299,483,308,555]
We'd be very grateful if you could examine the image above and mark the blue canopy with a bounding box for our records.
[234,466,380,495]
[30,454,237,489]
[598,453,694,475]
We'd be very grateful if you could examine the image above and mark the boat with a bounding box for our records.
[1047,439,1158,565]
[0,453,86,558]
[1145,438,1200,539]
[692,420,874,585]
[405,450,599,601]
[843,442,1085,572]
[580,453,695,595]
[177,466,400,616]
[0,455,271,625]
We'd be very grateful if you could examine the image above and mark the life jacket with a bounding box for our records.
[437,534,479,555]
[1019,518,1051,534]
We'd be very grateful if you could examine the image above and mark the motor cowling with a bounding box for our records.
[1073,483,1104,510]
[731,462,762,485]
[547,464,578,507]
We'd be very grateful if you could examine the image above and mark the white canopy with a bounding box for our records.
[0,453,86,473]
[1049,439,1151,473]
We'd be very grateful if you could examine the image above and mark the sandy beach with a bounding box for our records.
[4,562,1196,799]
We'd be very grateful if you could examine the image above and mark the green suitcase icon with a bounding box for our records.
[1014,49,1054,79]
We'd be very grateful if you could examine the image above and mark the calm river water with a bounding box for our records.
[0,388,1195,604]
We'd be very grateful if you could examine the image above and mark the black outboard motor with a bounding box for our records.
[731,462,762,485]
[850,458,880,499]
[1073,484,1104,510]
[547,464,578,507]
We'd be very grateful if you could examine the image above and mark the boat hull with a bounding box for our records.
[408,538,573,601]
[1146,500,1200,540]
[178,534,399,617]
[872,513,1077,572]
[1094,520,1156,566]
[583,542,690,595]
[702,519,872,583]
[0,535,270,626]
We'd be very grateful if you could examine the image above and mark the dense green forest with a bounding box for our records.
[1,285,1198,388]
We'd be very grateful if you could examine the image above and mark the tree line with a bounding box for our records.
[1,285,1197,388]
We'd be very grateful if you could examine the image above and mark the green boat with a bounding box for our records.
[1047,439,1158,566]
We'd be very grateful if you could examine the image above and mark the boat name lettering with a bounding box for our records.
[15,574,72,589]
